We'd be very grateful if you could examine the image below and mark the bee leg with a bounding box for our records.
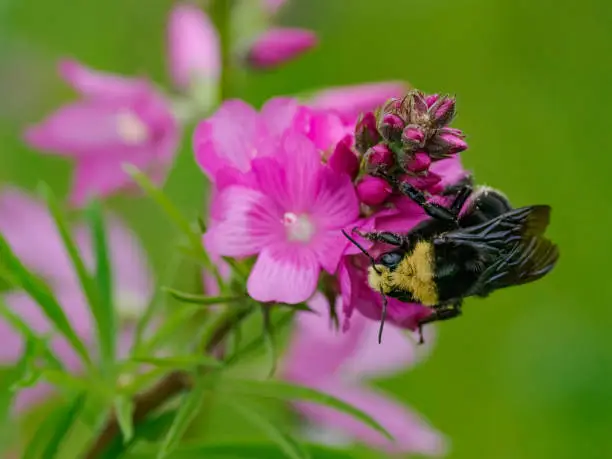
[417,303,462,344]
[352,228,405,247]
[449,183,473,216]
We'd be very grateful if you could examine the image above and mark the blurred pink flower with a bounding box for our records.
[24,60,180,207]
[262,0,287,14]
[282,292,446,455]
[247,28,318,69]
[167,3,220,90]
[0,187,153,412]
[309,82,407,123]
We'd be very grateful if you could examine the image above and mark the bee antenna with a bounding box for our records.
[341,229,381,274]
[378,290,388,344]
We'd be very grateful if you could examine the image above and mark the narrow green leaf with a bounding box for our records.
[225,400,310,459]
[220,379,394,442]
[164,287,243,306]
[157,377,207,458]
[22,394,86,459]
[130,354,223,370]
[115,396,135,443]
[122,165,213,271]
[136,307,198,355]
[41,370,110,399]
[261,305,277,378]
[0,233,91,365]
[86,199,116,374]
[132,441,355,459]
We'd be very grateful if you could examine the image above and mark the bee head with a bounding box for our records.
[367,251,404,294]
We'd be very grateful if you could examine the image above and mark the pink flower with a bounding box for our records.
[193,97,350,185]
[247,28,318,69]
[0,187,153,413]
[166,3,220,90]
[309,82,407,123]
[203,130,359,303]
[24,60,180,207]
[282,293,446,455]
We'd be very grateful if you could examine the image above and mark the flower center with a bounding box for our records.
[283,212,315,242]
[116,110,149,145]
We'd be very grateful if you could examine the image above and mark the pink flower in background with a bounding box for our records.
[282,293,446,455]
[247,28,318,69]
[262,0,287,14]
[309,81,407,123]
[167,3,220,90]
[0,187,153,412]
[24,60,180,207]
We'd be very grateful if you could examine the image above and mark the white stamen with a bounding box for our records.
[116,110,149,145]
[283,212,316,242]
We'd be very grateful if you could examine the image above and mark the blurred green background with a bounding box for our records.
[1,0,611,458]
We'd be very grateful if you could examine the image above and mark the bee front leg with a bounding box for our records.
[417,303,462,344]
[352,228,405,247]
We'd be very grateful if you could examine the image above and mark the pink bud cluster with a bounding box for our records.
[352,90,468,206]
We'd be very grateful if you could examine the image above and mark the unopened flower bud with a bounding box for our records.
[364,143,395,173]
[247,28,318,69]
[425,94,439,107]
[378,113,404,142]
[328,136,359,179]
[430,95,456,128]
[438,131,468,153]
[354,111,380,154]
[399,171,442,192]
[356,175,392,206]
[406,90,429,123]
[401,125,425,147]
[404,151,431,173]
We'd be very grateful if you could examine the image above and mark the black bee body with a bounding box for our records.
[343,175,559,343]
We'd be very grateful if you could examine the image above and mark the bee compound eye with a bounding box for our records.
[380,252,402,267]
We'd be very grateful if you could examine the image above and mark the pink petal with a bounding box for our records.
[260,97,301,140]
[193,100,269,178]
[342,317,420,379]
[310,167,359,230]
[24,102,126,156]
[204,186,280,258]
[167,3,220,89]
[58,59,147,101]
[328,136,359,179]
[309,82,407,123]
[308,110,349,151]
[429,154,468,188]
[0,188,76,286]
[247,28,318,69]
[281,292,364,384]
[247,244,319,304]
[295,382,447,456]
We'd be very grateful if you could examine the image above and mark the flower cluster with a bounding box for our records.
[198,90,469,331]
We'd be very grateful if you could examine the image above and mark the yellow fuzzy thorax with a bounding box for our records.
[367,241,438,306]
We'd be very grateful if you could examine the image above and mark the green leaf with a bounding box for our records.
[22,394,86,459]
[220,379,394,442]
[157,377,207,458]
[0,233,91,366]
[122,165,213,271]
[130,441,355,459]
[86,199,116,375]
[115,396,135,444]
[225,400,310,459]
[164,288,244,307]
[130,354,223,370]
[261,305,277,378]
[41,370,110,399]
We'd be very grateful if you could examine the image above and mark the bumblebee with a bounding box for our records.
[342,175,559,343]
